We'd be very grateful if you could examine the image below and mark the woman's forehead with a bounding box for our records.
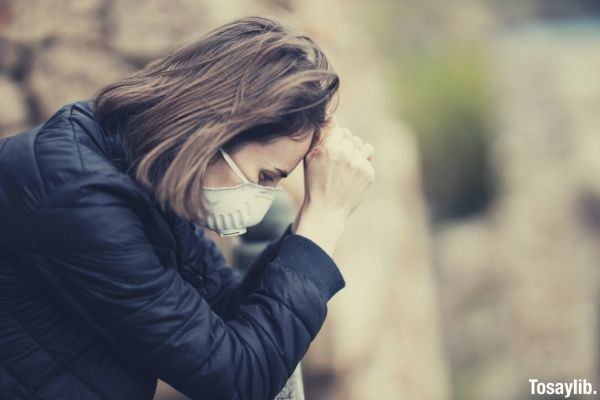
[242,134,314,170]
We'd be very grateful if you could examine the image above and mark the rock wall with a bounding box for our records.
[436,24,600,400]
[493,25,600,393]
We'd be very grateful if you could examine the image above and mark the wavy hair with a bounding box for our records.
[93,16,339,222]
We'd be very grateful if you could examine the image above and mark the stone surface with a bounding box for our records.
[108,0,283,61]
[2,0,104,44]
[435,219,515,400]
[0,74,28,136]
[436,24,600,400]
[109,0,208,60]
[27,40,132,119]
[491,26,600,389]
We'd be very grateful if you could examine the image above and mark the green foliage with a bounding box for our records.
[391,44,495,220]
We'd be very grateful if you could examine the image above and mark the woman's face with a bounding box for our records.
[204,133,314,188]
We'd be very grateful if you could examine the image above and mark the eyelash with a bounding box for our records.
[259,173,274,183]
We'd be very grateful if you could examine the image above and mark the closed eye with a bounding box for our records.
[258,172,277,186]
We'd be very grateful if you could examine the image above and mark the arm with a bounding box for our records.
[177,220,295,320]
[184,174,348,321]
[28,173,344,400]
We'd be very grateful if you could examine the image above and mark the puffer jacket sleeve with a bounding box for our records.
[28,172,345,400]
[178,221,295,321]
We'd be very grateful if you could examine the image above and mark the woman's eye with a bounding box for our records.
[259,173,275,185]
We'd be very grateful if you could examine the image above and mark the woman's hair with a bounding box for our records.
[93,15,339,222]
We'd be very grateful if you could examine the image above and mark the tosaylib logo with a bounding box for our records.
[529,378,596,398]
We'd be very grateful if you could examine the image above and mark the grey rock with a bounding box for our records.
[27,40,132,118]
[0,74,28,136]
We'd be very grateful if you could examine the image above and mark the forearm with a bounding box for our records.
[202,222,297,319]
[237,223,294,298]
[294,203,345,257]
[216,202,346,317]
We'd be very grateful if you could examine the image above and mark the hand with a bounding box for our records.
[303,115,374,218]
[293,115,375,256]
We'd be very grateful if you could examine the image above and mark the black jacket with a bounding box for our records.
[0,100,345,400]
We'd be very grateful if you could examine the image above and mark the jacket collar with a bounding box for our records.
[103,126,130,173]
[71,99,186,224]
[73,99,131,174]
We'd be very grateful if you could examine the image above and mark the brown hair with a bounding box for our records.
[93,16,339,222]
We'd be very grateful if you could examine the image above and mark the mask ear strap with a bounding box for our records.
[219,148,250,184]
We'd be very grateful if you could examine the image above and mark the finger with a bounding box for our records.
[326,125,344,145]
[316,115,339,146]
[340,137,354,152]
[339,127,352,140]
[351,135,363,150]
[339,139,355,160]
[361,142,374,161]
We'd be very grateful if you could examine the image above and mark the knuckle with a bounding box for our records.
[361,161,374,176]
[342,142,354,154]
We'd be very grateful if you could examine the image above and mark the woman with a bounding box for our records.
[0,16,374,400]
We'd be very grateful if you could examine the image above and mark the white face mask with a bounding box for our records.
[198,148,282,237]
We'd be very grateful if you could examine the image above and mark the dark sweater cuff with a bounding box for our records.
[273,234,345,301]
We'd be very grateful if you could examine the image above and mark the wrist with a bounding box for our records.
[302,200,347,226]
[291,203,304,233]
[295,204,346,257]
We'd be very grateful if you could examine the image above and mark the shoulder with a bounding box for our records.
[0,100,137,213]
[32,99,124,195]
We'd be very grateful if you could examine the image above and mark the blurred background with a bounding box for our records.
[2,0,600,399]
